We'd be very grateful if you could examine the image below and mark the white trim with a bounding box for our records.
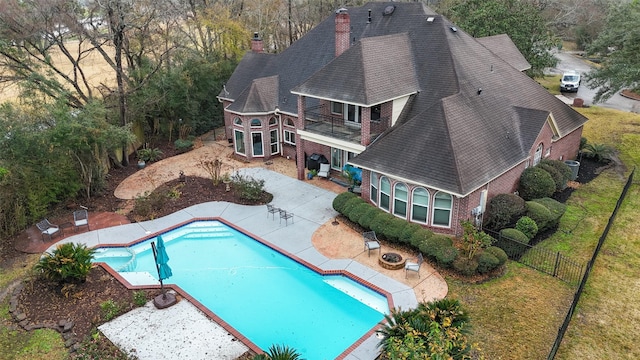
[270,129,279,155]
[298,129,366,153]
[284,129,296,145]
[251,131,264,157]
[233,129,246,156]
[432,191,452,228]
[226,109,275,116]
[410,187,429,224]
[393,182,408,219]
[379,176,391,213]
[289,91,418,107]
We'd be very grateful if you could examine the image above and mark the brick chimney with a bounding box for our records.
[335,8,350,57]
[251,32,264,53]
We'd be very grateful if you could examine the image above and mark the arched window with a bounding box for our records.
[432,192,452,227]
[283,118,296,145]
[250,118,261,128]
[411,188,429,224]
[233,117,242,126]
[284,118,295,127]
[370,172,378,204]
[269,117,277,126]
[380,176,391,212]
[393,183,408,218]
[533,143,543,165]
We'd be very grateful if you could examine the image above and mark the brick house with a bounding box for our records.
[217,2,588,236]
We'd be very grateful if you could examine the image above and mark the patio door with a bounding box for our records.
[252,132,264,157]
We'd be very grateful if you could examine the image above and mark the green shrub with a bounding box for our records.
[348,203,371,224]
[35,243,96,284]
[383,217,407,243]
[132,190,168,219]
[342,197,365,216]
[518,167,555,201]
[484,193,526,230]
[500,228,530,244]
[540,159,572,185]
[358,207,380,229]
[137,147,163,162]
[410,228,434,249]
[100,300,121,321]
[537,162,565,191]
[333,192,357,213]
[476,251,500,274]
[452,256,479,276]
[582,143,612,162]
[399,223,423,246]
[422,234,453,258]
[525,201,554,231]
[370,212,396,238]
[231,173,266,201]
[435,245,459,268]
[515,216,538,240]
[485,246,508,266]
[133,291,147,307]
[174,138,194,154]
[532,197,567,225]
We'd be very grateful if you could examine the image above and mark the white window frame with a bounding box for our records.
[270,129,279,155]
[370,172,378,204]
[411,187,429,224]
[234,129,245,155]
[393,182,408,218]
[331,101,343,115]
[533,143,543,165]
[284,118,296,145]
[251,131,264,157]
[379,176,391,212]
[432,191,452,228]
[250,118,262,128]
[233,117,242,126]
[269,117,277,126]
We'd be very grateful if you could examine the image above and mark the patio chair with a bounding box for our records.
[279,209,294,226]
[267,204,281,220]
[363,231,381,257]
[36,219,61,241]
[405,253,424,278]
[73,209,90,232]
[317,163,330,179]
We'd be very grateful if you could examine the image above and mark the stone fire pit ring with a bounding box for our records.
[379,252,406,270]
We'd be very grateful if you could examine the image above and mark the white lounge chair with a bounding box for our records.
[317,163,330,179]
[36,219,61,241]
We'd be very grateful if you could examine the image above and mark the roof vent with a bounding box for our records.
[426,17,435,23]
[383,5,395,16]
[368,9,372,23]
[450,26,458,32]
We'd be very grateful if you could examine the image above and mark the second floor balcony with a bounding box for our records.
[303,105,388,144]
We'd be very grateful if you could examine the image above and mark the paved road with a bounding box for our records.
[549,51,639,112]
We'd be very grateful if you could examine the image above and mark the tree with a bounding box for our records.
[439,0,559,77]
[584,1,640,103]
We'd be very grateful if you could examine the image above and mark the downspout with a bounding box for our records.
[275,106,283,157]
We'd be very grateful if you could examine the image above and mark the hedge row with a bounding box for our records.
[332,192,507,276]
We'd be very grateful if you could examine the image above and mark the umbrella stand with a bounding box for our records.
[151,241,177,309]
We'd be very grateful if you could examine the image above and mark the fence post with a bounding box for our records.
[553,252,561,278]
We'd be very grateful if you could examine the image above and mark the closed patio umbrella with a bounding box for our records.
[151,235,177,308]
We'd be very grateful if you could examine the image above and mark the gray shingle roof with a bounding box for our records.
[221,2,588,196]
[226,75,279,114]
[477,34,531,72]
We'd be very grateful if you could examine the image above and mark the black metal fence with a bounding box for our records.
[547,168,635,359]
[485,229,585,285]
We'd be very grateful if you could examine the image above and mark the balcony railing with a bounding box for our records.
[303,105,387,144]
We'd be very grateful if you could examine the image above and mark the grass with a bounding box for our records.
[449,107,640,359]
[536,74,562,95]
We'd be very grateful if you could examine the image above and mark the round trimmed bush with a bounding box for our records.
[399,223,423,246]
[500,228,530,244]
[358,206,380,230]
[333,192,357,213]
[383,217,407,243]
[371,212,395,238]
[485,246,508,266]
[349,203,372,224]
[342,197,365,216]
[515,216,538,240]
[423,234,453,258]
[484,193,526,230]
[476,251,500,274]
[540,159,572,184]
[452,256,479,276]
[537,162,565,191]
[435,245,459,268]
[410,228,434,249]
[532,197,567,224]
[518,167,555,201]
[525,201,554,231]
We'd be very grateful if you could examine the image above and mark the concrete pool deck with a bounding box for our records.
[49,167,448,359]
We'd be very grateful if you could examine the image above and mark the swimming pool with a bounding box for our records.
[94,220,389,358]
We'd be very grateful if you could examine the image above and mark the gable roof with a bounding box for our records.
[477,34,531,72]
[221,2,588,196]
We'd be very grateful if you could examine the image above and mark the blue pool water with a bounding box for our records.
[93,220,388,359]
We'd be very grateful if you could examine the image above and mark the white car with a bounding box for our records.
[560,71,581,92]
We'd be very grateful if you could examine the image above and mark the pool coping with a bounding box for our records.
[48,168,420,359]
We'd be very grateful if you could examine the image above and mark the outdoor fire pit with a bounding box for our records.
[379,252,406,270]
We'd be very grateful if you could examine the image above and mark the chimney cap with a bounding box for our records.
[253,32,260,39]
[336,7,348,14]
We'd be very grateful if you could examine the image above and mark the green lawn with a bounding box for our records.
[449,106,640,359]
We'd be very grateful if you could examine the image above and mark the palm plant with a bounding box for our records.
[35,242,96,284]
[253,344,304,360]
[582,143,613,163]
